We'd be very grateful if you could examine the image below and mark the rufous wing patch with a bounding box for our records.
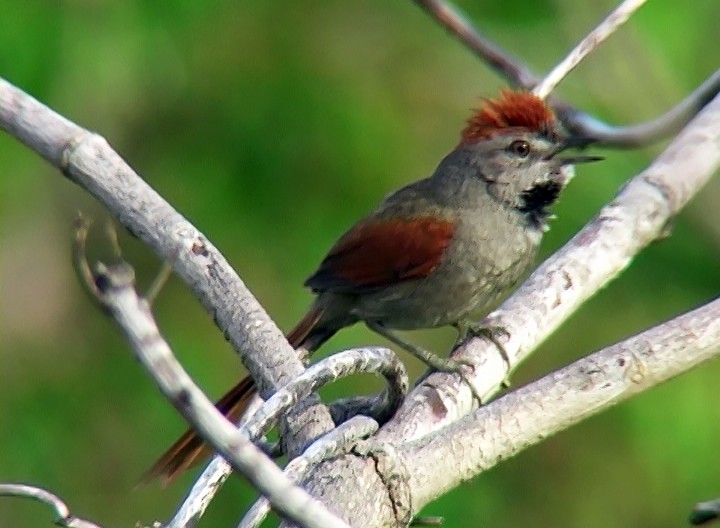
[461,90,556,144]
[305,217,454,294]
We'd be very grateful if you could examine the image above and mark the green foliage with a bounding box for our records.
[1,1,719,526]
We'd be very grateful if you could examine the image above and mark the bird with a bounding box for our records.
[144,90,600,484]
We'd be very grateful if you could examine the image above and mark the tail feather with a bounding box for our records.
[143,303,338,485]
[285,303,326,349]
[286,303,339,352]
[140,375,256,486]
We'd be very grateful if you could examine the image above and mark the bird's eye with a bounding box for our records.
[509,140,531,158]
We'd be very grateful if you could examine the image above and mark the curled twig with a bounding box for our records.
[168,348,408,528]
[72,212,103,305]
[243,347,408,442]
[0,484,104,528]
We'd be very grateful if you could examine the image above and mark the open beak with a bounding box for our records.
[547,136,603,165]
[557,155,604,165]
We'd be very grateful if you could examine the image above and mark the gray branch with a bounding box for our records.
[166,397,265,528]
[167,348,407,527]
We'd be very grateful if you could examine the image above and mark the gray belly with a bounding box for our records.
[351,225,539,330]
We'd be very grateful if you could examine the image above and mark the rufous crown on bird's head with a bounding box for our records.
[460,90,557,144]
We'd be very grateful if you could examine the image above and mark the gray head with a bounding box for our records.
[433,91,600,227]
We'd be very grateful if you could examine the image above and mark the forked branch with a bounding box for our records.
[414,0,720,147]
[405,297,720,508]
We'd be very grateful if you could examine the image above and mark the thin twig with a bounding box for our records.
[0,484,104,528]
[145,262,173,306]
[560,69,720,148]
[413,0,538,88]
[165,395,264,528]
[92,260,351,528]
[72,212,103,305]
[533,0,648,99]
[104,220,122,259]
[413,0,720,148]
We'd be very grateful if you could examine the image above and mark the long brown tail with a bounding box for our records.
[142,304,334,485]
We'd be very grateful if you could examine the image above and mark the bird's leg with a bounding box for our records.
[367,321,482,403]
[368,321,470,371]
[454,320,512,388]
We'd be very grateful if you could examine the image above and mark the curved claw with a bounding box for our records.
[454,321,513,389]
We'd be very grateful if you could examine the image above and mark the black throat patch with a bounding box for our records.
[517,180,562,228]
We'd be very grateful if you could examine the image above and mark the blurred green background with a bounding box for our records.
[1,1,719,527]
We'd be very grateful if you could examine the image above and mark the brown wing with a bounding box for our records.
[305,217,454,294]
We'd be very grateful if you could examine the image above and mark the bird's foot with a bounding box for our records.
[423,354,483,405]
[402,344,483,404]
[455,321,512,388]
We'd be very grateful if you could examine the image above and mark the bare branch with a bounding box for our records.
[379,91,720,442]
[413,0,720,148]
[91,261,350,528]
[0,484,104,528]
[239,416,379,528]
[405,297,720,507]
[166,397,265,528]
[533,0,647,98]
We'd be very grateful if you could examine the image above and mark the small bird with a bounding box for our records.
[145,90,600,484]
